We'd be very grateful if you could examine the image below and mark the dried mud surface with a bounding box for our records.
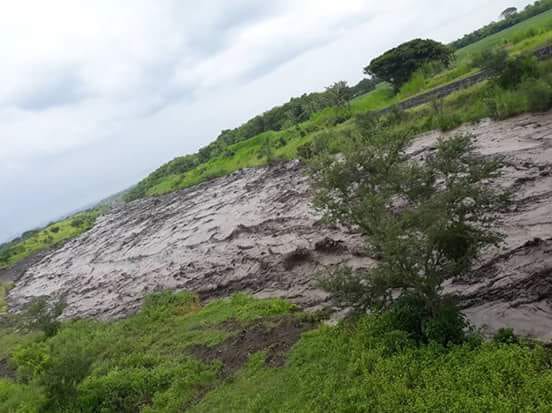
[7,112,552,340]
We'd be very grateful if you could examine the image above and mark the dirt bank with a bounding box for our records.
[7,112,552,340]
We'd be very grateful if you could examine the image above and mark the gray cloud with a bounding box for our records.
[14,69,85,111]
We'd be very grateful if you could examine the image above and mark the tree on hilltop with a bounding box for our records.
[364,39,454,90]
[501,7,518,19]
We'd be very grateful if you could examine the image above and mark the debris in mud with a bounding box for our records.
[283,248,313,270]
[314,237,347,253]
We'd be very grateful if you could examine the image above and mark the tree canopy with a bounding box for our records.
[364,39,454,89]
[501,7,518,19]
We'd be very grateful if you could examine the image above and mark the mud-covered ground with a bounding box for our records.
[7,112,552,340]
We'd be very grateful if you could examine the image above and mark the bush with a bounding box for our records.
[486,87,527,120]
[296,142,313,160]
[21,297,65,337]
[78,366,174,413]
[423,299,467,346]
[313,133,507,316]
[494,328,518,345]
[385,294,467,346]
[496,55,539,89]
[0,379,45,413]
[523,78,552,112]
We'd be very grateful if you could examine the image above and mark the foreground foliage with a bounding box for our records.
[1,293,551,413]
[193,317,552,413]
[0,293,295,412]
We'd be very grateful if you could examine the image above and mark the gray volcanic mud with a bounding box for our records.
[8,112,552,340]
[8,161,373,320]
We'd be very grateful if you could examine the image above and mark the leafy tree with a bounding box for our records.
[325,81,352,110]
[501,6,518,19]
[325,81,353,124]
[364,39,454,89]
[310,131,508,319]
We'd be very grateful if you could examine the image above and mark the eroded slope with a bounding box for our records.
[8,112,552,339]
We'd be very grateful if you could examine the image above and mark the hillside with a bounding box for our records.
[3,4,552,412]
[124,8,552,202]
[2,7,552,275]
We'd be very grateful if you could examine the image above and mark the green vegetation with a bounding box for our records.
[0,209,103,271]
[310,132,508,344]
[364,39,454,89]
[3,8,552,411]
[126,5,552,203]
[193,318,552,413]
[0,293,296,412]
[451,0,552,49]
[1,293,551,412]
[0,283,12,314]
[455,8,552,65]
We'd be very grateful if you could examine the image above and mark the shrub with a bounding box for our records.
[78,366,175,413]
[257,138,276,164]
[0,379,45,413]
[486,86,527,120]
[495,55,539,89]
[312,133,508,323]
[384,294,467,346]
[423,299,467,346]
[296,142,313,160]
[523,78,552,112]
[494,328,518,345]
[21,297,65,337]
[354,111,382,136]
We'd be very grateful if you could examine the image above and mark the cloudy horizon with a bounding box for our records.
[0,0,532,243]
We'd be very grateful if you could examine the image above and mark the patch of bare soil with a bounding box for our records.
[189,317,313,377]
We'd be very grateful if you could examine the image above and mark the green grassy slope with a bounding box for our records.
[1,293,551,412]
[134,9,552,200]
[0,208,103,271]
[456,9,552,64]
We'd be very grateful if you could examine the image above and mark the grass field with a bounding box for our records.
[0,209,102,270]
[1,292,551,412]
[142,10,552,199]
[456,8,552,64]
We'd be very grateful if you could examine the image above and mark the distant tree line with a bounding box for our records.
[450,0,552,49]
[124,77,378,201]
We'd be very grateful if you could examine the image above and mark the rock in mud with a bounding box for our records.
[7,112,552,340]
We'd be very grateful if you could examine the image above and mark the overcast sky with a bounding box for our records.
[0,0,533,242]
